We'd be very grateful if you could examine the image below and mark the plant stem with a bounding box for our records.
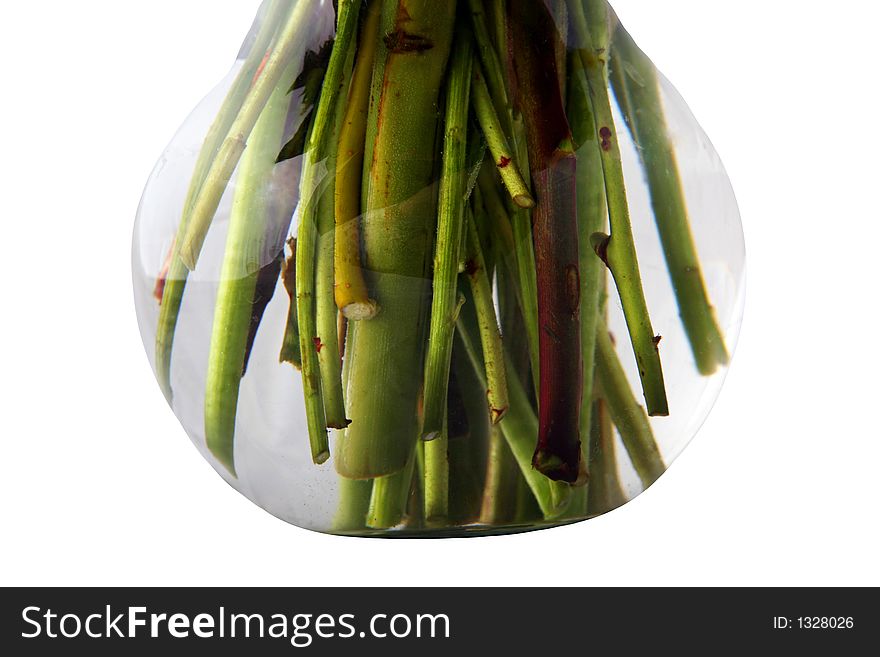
[447,349,490,524]
[582,0,611,52]
[472,66,534,209]
[567,49,609,508]
[203,60,296,476]
[422,31,474,443]
[333,320,371,532]
[366,451,416,529]
[595,324,666,488]
[297,0,371,457]
[480,425,519,525]
[467,0,508,119]
[477,166,540,392]
[178,0,319,271]
[295,124,330,465]
[279,239,302,368]
[464,208,510,425]
[484,0,506,56]
[336,0,457,480]
[313,11,360,431]
[610,27,729,375]
[587,398,628,516]
[154,0,290,403]
[334,476,373,533]
[334,1,382,320]
[456,317,570,519]
[422,26,476,526]
[509,0,585,484]
[309,0,362,167]
[478,173,515,252]
[316,198,349,430]
[424,424,449,523]
[472,0,540,392]
[570,0,669,417]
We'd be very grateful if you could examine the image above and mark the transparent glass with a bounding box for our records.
[132,0,745,537]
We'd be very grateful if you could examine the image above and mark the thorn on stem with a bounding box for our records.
[591,232,611,267]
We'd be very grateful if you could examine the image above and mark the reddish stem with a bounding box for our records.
[509,0,585,484]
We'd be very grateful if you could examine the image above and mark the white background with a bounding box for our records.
[1,0,877,587]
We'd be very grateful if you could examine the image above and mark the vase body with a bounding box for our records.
[133,0,745,536]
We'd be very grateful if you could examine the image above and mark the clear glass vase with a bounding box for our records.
[132,0,745,537]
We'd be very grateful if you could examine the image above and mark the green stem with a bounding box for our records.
[447,349,490,524]
[472,65,534,209]
[456,316,570,520]
[334,477,373,533]
[178,0,319,270]
[279,239,302,368]
[314,10,361,430]
[333,320,371,532]
[586,397,628,516]
[484,0,506,57]
[467,0,509,120]
[203,61,297,476]
[422,31,474,443]
[367,451,416,530]
[479,425,519,525]
[424,426,450,523]
[309,0,362,167]
[464,208,510,425]
[296,0,369,458]
[583,0,611,52]
[477,166,540,391]
[571,0,669,417]
[316,190,349,430]
[595,324,666,488]
[567,50,609,506]
[296,121,330,465]
[155,0,289,403]
[336,0,457,480]
[610,27,729,375]
[335,1,382,319]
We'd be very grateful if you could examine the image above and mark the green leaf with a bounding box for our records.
[289,38,335,97]
[277,39,335,163]
[276,111,314,163]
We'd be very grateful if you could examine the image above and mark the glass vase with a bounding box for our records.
[132,0,746,537]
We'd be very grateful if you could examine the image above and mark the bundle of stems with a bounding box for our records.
[156,0,728,533]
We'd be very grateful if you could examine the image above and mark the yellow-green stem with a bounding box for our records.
[422,31,474,443]
[203,61,297,476]
[336,0,457,480]
[296,126,330,465]
[313,8,361,430]
[610,27,729,375]
[464,208,510,425]
[279,240,302,368]
[586,397,628,516]
[472,66,534,209]
[477,166,540,391]
[178,0,319,270]
[334,1,382,320]
[595,324,665,488]
[367,452,416,529]
[424,426,450,523]
[571,0,669,417]
[155,0,289,403]
[456,316,570,519]
[567,50,609,509]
